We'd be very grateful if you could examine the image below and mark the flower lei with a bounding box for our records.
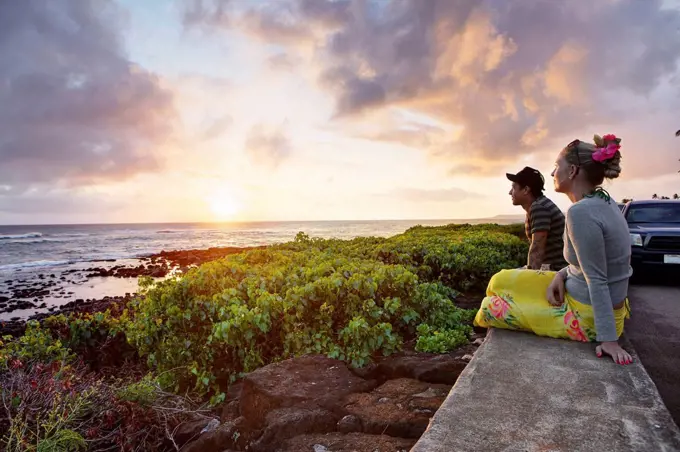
[592,133,621,163]
[584,186,612,203]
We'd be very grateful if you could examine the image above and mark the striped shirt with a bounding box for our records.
[524,195,567,270]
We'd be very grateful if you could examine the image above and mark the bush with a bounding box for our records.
[121,224,527,397]
[372,228,526,292]
[0,358,207,451]
[0,321,72,370]
[123,250,433,393]
[42,311,136,371]
[0,313,200,451]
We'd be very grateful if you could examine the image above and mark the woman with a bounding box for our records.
[474,134,633,365]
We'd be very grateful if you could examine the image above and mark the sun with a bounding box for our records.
[207,191,242,220]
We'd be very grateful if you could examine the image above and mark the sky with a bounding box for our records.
[1,0,680,225]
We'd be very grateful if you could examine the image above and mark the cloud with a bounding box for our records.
[0,188,123,215]
[342,111,449,149]
[245,124,292,168]
[182,0,233,28]
[184,0,680,176]
[448,164,487,176]
[267,52,302,71]
[376,187,482,203]
[0,1,177,189]
[200,115,233,141]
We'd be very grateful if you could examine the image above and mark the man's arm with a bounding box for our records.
[527,203,551,269]
[528,230,548,269]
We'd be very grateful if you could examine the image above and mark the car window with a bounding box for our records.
[626,204,680,223]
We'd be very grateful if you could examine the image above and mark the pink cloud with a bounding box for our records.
[184,0,680,177]
[0,1,178,189]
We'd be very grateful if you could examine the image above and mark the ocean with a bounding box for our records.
[0,218,522,320]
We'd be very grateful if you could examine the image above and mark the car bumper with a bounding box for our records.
[631,247,680,267]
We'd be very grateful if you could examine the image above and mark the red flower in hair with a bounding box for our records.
[593,133,621,162]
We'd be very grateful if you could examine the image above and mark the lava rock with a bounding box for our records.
[337,414,363,433]
[240,355,376,428]
[343,378,450,439]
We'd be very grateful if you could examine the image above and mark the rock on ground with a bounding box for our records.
[352,344,477,385]
[249,407,338,451]
[343,378,450,438]
[180,416,255,452]
[278,432,415,452]
[181,341,481,451]
[174,417,220,448]
[239,355,377,428]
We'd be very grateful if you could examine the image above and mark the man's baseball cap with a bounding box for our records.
[506,166,545,194]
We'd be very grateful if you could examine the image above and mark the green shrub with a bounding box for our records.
[0,321,72,370]
[123,250,433,392]
[120,224,525,396]
[36,429,87,452]
[415,324,471,353]
[116,374,159,407]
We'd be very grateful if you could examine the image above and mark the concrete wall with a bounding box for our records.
[411,329,680,452]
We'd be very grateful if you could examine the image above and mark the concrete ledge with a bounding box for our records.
[411,329,680,452]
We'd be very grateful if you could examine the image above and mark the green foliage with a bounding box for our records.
[43,311,122,351]
[116,374,159,407]
[120,223,526,394]
[0,321,72,369]
[372,227,527,291]
[2,377,95,452]
[415,324,471,353]
[0,308,133,375]
[36,430,87,452]
[123,250,431,392]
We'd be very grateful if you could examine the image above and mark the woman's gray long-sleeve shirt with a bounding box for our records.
[558,195,633,342]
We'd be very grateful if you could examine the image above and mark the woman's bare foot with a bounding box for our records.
[596,341,633,365]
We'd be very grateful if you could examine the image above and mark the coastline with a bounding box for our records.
[0,223,521,450]
[0,219,522,332]
[0,218,525,327]
[0,245,260,335]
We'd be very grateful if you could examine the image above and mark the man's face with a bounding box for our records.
[509,182,530,206]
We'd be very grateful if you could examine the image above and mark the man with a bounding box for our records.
[507,166,567,271]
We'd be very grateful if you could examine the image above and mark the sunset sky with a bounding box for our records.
[1,0,680,225]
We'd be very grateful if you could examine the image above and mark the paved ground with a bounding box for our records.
[412,329,680,452]
[626,278,680,428]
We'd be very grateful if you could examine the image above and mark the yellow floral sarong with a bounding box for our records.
[474,269,630,342]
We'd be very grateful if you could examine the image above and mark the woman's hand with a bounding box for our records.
[596,341,633,365]
[546,272,565,306]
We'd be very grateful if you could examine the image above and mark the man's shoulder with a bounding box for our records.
[531,196,562,215]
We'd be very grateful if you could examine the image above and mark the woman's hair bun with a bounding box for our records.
[596,133,622,180]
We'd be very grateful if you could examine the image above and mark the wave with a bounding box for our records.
[3,238,71,245]
[51,232,90,238]
[156,230,180,234]
[0,232,43,240]
[87,253,144,262]
[0,259,74,271]
[0,251,154,272]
